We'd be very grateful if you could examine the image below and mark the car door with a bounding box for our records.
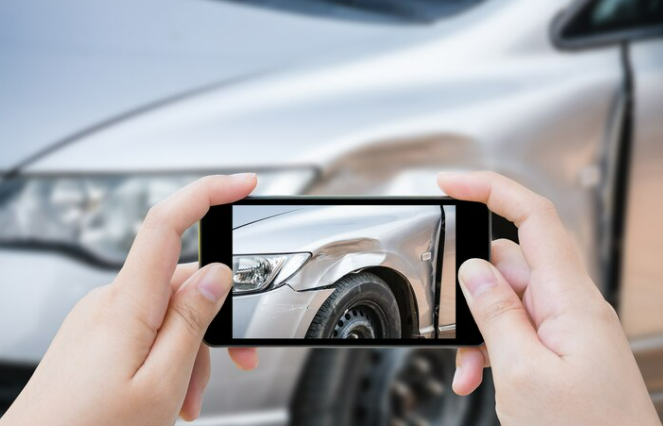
[437,205,456,338]
[621,35,663,417]
[554,0,663,418]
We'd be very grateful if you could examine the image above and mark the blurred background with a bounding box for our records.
[1,0,662,424]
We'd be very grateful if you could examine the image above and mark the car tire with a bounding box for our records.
[290,348,499,426]
[306,272,401,339]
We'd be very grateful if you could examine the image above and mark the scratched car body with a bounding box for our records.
[232,205,457,339]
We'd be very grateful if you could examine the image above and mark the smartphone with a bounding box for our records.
[201,196,489,347]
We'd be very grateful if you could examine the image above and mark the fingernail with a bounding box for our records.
[198,264,231,302]
[248,351,259,370]
[239,354,259,371]
[230,172,256,180]
[453,364,462,386]
[231,349,259,371]
[194,396,203,420]
[459,260,497,297]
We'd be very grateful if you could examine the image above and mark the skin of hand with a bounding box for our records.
[438,171,661,426]
[0,174,260,426]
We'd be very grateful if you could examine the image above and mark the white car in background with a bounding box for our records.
[1,0,662,424]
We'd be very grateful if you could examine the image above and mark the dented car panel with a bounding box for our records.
[233,205,446,338]
[232,285,335,339]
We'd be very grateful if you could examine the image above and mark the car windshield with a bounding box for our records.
[220,0,486,24]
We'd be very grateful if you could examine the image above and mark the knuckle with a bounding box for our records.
[172,302,206,337]
[491,238,515,254]
[77,285,111,313]
[480,298,522,326]
[144,204,168,228]
[191,175,219,195]
[592,300,620,324]
[197,175,217,188]
[492,238,512,247]
[537,195,557,216]
[478,170,499,180]
[84,285,108,302]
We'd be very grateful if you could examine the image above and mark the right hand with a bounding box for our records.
[438,171,660,426]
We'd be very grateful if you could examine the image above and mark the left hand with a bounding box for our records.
[0,174,259,426]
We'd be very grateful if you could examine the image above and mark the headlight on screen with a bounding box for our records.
[0,170,315,267]
[232,253,310,294]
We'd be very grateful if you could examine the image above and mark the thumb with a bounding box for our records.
[459,259,542,370]
[141,263,231,386]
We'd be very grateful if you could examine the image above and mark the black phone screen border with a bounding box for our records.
[201,196,488,347]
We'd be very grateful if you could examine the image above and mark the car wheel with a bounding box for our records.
[306,272,401,339]
[290,348,499,426]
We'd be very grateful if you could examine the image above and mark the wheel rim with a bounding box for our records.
[388,352,446,424]
[350,349,476,426]
[332,302,387,339]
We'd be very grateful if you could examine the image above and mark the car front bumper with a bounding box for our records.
[0,248,116,362]
[233,285,335,339]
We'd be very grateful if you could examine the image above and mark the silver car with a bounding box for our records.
[232,205,456,339]
[1,0,662,424]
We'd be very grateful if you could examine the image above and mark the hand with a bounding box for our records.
[438,171,660,426]
[1,174,259,426]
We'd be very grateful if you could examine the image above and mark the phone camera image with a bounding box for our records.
[201,197,488,347]
[231,204,455,340]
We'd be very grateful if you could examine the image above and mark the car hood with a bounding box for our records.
[233,205,310,229]
[233,204,441,255]
[5,0,566,174]
[0,0,413,171]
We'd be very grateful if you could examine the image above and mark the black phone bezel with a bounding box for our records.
[201,196,488,347]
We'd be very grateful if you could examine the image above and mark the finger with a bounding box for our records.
[138,263,231,388]
[459,258,546,370]
[228,348,259,371]
[171,263,199,294]
[117,174,256,327]
[438,171,583,280]
[453,347,487,396]
[491,239,530,297]
[179,344,210,421]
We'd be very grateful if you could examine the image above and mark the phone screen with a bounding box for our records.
[201,197,488,347]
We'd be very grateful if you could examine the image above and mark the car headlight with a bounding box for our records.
[0,169,315,268]
[232,253,310,294]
